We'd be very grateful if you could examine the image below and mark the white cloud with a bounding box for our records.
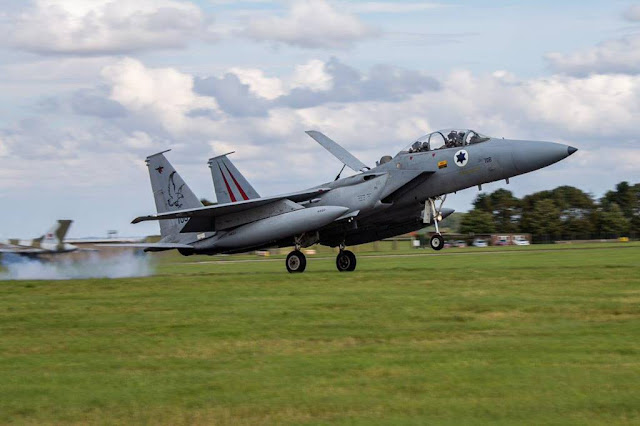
[290,59,333,91]
[101,57,218,133]
[241,0,378,48]
[623,5,640,21]
[0,137,8,157]
[345,1,447,13]
[9,0,207,54]
[546,34,640,75]
[124,131,154,149]
[227,67,286,100]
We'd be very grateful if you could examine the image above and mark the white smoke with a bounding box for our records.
[0,252,154,280]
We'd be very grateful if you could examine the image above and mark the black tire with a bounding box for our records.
[336,250,357,272]
[430,234,444,251]
[286,250,306,273]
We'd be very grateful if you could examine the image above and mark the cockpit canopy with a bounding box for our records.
[399,129,491,154]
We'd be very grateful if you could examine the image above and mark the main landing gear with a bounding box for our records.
[285,242,358,273]
[286,237,307,273]
[286,250,306,273]
[425,196,446,251]
[336,246,356,272]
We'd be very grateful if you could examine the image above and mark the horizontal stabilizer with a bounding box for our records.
[96,243,193,249]
[132,187,332,224]
[306,130,369,172]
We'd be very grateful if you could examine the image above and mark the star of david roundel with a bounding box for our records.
[454,149,469,167]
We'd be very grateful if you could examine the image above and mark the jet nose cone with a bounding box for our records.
[511,140,575,174]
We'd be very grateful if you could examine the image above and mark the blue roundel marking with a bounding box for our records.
[454,149,469,167]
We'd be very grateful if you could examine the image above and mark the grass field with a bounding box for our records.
[1,244,639,424]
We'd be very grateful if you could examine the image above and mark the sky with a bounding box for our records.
[0,0,638,239]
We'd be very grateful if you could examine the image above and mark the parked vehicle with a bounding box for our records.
[472,239,488,247]
[513,237,530,246]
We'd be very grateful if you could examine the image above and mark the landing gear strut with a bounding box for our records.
[336,244,357,272]
[425,196,446,251]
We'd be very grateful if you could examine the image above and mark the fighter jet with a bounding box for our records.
[0,220,78,257]
[126,129,577,272]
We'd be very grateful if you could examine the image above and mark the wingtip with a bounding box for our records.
[131,216,147,224]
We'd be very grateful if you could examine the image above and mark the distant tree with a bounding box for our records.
[472,189,521,232]
[602,182,637,219]
[598,203,630,237]
[460,209,496,234]
[523,199,563,239]
[631,214,640,236]
[520,186,595,238]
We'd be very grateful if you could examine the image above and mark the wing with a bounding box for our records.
[305,131,370,172]
[131,187,332,233]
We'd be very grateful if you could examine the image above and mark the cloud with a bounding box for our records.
[101,57,218,133]
[241,0,378,48]
[8,0,208,55]
[192,58,440,116]
[0,137,8,157]
[290,59,333,91]
[546,34,640,75]
[227,67,286,100]
[193,73,271,117]
[346,2,448,13]
[276,57,440,108]
[623,5,640,21]
[71,89,127,118]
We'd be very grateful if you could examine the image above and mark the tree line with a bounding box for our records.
[460,182,639,241]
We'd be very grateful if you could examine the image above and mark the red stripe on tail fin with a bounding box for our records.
[224,164,249,201]
[218,164,237,202]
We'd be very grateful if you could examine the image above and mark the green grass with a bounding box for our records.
[1,245,639,424]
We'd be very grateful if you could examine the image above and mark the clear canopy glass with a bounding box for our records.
[399,129,491,154]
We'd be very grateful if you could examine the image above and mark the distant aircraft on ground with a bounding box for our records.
[123,129,577,272]
[0,220,78,257]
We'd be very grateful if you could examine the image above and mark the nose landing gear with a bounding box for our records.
[425,196,446,251]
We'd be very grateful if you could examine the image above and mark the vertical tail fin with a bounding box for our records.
[42,220,72,244]
[146,150,202,238]
[208,153,260,204]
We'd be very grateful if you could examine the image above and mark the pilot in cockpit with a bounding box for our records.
[446,131,457,148]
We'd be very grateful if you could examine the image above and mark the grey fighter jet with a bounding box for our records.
[0,220,77,257]
[127,129,577,272]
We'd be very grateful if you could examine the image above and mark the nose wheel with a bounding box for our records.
[430,234,444,251]
[336,248,356,272]
[286,250,307,273]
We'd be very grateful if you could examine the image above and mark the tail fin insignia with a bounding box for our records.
[167,171,185,208]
